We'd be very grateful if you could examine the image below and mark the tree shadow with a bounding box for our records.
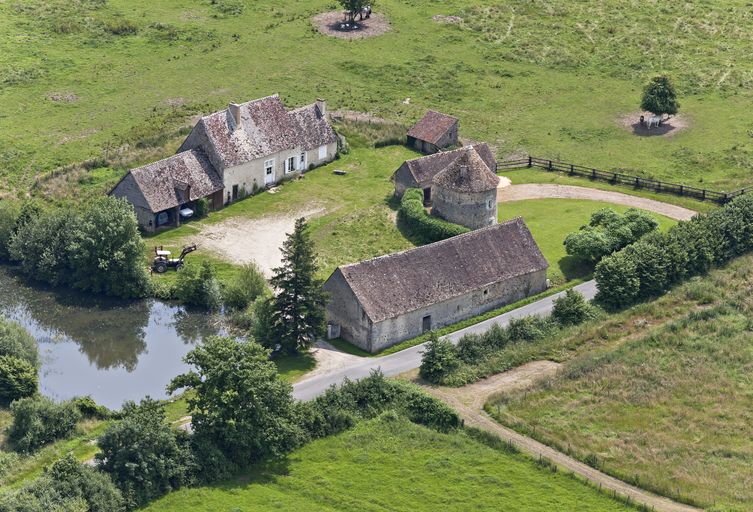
[211,456,293,490]
[630,120,677,137]
[557,255,594,282]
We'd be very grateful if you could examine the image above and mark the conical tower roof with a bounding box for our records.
[433,146,499,193]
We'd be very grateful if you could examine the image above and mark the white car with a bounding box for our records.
[179,207,194,219]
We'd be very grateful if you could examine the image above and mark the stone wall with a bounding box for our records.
[432,186,498,230]
[323,270,373,351]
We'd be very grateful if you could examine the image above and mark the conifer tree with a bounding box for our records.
[268,218,327,353]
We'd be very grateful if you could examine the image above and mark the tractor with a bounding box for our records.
[152,244,197,273]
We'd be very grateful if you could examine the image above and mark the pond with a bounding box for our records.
[0,266,222,409]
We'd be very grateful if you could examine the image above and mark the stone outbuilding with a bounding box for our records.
[392,143,497,203]
[407,110,459,154]
[323,218,549,353]
[432,146,500,230]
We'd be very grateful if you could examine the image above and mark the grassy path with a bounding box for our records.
[419,375,702,512]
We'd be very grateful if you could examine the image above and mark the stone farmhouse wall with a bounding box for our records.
[327,268,548,353]
[432,186,498,230]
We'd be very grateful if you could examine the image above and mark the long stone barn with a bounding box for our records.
[323,218,549,353]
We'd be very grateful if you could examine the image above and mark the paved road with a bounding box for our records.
[292,281,597,400]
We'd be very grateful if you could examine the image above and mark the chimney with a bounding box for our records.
[315,98,326,117]
[460,165,468,179]
[228,103,241,128]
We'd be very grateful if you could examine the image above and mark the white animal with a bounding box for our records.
[647,115,662,130]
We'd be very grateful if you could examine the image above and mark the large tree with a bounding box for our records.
[640,74,679,117]
[268,218,328,354]
[339,0,370,23]
[167,336,304,467]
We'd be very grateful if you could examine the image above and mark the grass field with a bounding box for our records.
[500,198,676,284]
[485,254,753,511]
[3,0,753,197]
[143,414,633,512]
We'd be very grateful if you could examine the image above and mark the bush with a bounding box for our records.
[104,19,138,35]
[222,263,268,311]
[506,315,556,342]
[194,198,209,219]
[0,317,39,368]
[594,251,640,309]
[0,355,38,406]
[72,395,112,420]
[174,261,222,310]
[96,398,195,510]
[564,207,658,263]
[419,332,460,383]
[552,289,594,326]
[0,200,20,261]
[398,188,469,243]
[0,453,125,512]
[8,397,81,453]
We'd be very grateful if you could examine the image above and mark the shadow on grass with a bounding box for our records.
[214,456,293,489]
[273,352,316,382]
[557,255,593,282]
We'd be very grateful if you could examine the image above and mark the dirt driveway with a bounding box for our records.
[499,183,697,221]
[196,208,323,276]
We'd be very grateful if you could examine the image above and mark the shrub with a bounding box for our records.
[71,395,112,420]
[455,333,491,363]
[8,397,81,453]
[552,289,594,326]
[222,263,268,310]
[594,250,641,309]
[0,453,125,512]
[194,197,209,218]
[506,315,556,342]
[398,188,469,243]
[0,317,39,368]
[174,261,222,310]
[0,200,20,261]
[96,398,195,510]
[419,332,460,383]
[104,19,138,35]
[0,355,38,406]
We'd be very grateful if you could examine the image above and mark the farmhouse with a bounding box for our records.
[111,94,338,231]
[407,110,459,154]
[392,143,497,201]
[324,218,548,353]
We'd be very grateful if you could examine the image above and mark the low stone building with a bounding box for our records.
[392,143,497,203]
[406,110,459,154]
[111,94,338,230]
[323,218,549,353]
[110,150,224,231]
[432,146,499,230]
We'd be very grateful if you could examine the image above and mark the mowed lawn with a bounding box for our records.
[143,415,633,512]
[499,198,676,284]
[3,0,753,195]
[487,254,753,511]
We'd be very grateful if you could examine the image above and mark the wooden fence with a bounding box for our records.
[498,156,753,204]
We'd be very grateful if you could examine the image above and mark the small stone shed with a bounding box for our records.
[392,143,497,203]
[110,149,223,231]
[432,147,499,230]
[407,110,459,154]
[323,218,549,353]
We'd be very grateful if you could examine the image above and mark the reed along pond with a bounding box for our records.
[0,266,223,409]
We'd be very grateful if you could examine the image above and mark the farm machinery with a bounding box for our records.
[151,244,197,273]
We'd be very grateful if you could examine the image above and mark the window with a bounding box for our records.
[285,156,296,174]
[264,159,274,175]
[318,145,327,160]
[488,200,493,209]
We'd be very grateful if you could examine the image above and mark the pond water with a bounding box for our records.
[0,267,222,409]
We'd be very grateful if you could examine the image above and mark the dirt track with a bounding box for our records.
[418,363,701,512]
[499,183,697,221]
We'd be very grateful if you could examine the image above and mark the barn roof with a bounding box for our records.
[397,144,497,185]
[194,94,337,169]
[407,110,458,145]
[433,146,499,193]
[126,149,223,213]
[332,218,548,323]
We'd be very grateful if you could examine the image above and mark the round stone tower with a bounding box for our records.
[431,146,499,230]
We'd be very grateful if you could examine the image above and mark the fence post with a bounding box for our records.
[702,189,705,201]
[570,164,574,174]
[679,185,684,196]
[635,177,639,188]
[592,169,596,179]
[528,156,532,168]
[548,160,553,171]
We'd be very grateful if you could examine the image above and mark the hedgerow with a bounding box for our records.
[397,188,469,243]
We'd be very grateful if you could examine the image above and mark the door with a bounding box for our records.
[422,315,432,333]
[232,185,239,201]
[264,159,275,185]
[423,187,431,205]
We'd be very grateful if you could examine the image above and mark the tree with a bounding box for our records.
[67,197,150,299]
[419,332,459,383]
[0,355,38,406]
[339,0,370,23]
[0,454,124,512]
[268,218,328,354]
[168,336,304,467]
[175,261,222,310]
[640,74,679,117]
[222,263,269,311]
[594,250,640,309]
[0,317,39,368]
[552,289,594,326]
[96,398,195,510]
[7,397,81,453]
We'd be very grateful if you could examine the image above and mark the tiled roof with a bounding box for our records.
[433,147,500,193]
[129,150,223,213]
[407,110,458,145]
[334,218,548,323]
[401,144,497,184]
[192,94,337,169]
